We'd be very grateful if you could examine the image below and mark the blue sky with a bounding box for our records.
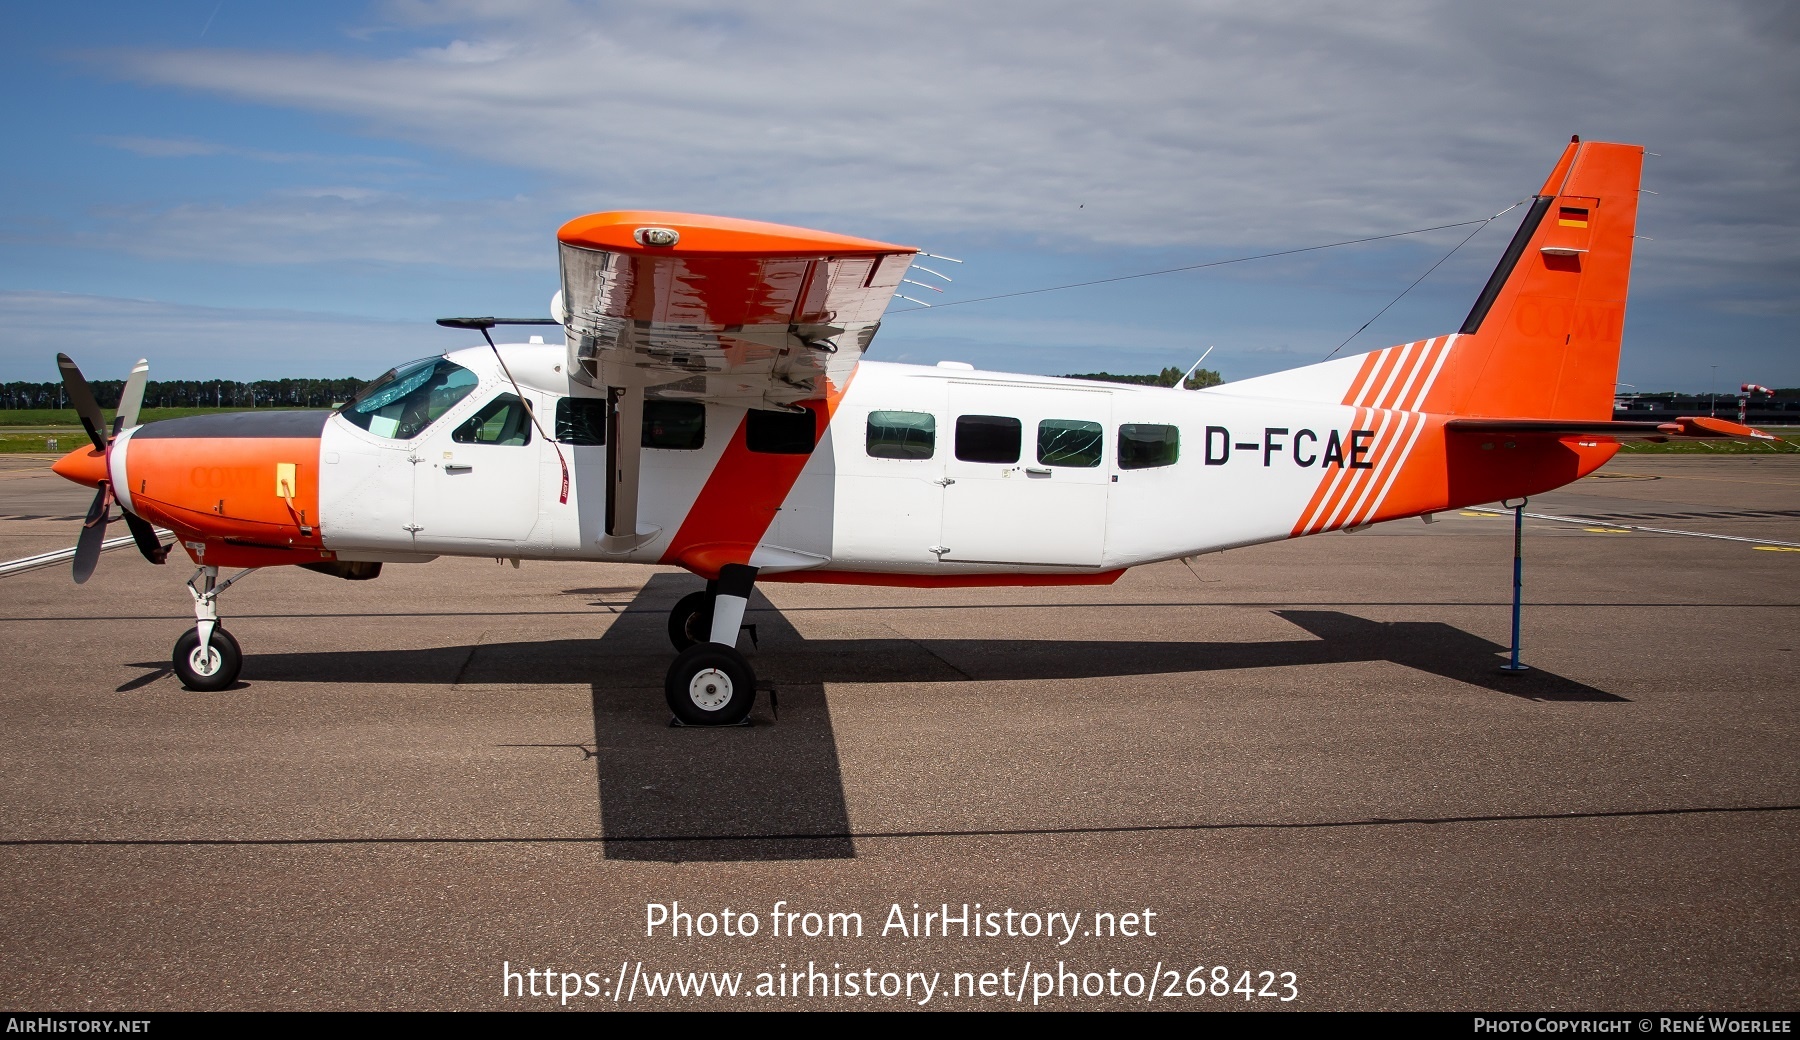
[1,1,1794,393]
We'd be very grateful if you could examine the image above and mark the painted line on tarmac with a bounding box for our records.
[1605,470,1800,489]
[0,527,176,578]
[2,803,1795,848]
[1464,507,1800,549]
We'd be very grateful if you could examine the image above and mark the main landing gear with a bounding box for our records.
[663,563,759,726]
[172,565,255,691]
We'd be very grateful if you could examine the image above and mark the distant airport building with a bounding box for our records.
[1614,392,1798,425]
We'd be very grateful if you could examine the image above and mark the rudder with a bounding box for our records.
[1424,137,1645,420]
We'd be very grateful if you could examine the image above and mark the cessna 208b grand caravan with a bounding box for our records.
[49,137,1773,723]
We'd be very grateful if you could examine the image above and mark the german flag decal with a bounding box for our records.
[1558,206,1590,228]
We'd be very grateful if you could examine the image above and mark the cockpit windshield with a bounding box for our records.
[337,356,479,440]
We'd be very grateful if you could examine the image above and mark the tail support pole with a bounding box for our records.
[1500,498,1530,674]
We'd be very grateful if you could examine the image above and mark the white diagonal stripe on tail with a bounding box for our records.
[1384,337,1439,411]
[1335,408,1405,530]
[1320,407,1396,532]
[1362,341,1417,409]
[1360,410,1430,527]
[1400,336,1455,412]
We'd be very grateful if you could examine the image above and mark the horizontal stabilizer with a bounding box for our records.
[1445,416,1779,443]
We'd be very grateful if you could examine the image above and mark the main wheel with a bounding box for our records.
[172,627,242,691]
[667,590,714,651]
[664,642,756,726]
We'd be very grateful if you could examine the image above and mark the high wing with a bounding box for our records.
[557,210,918,408]
[1444,415,1779,443]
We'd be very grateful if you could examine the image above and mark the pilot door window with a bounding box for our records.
[337,356,478,440]
[452,394,532,446]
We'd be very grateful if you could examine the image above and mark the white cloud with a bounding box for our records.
[95,1,1796,284]
[65,190,555,269]
[94,135,414,167]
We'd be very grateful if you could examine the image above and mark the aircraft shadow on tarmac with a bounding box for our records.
[233,573,1623,863]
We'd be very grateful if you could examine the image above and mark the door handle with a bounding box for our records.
[444,463,473,473]
[1025,466,1051,476]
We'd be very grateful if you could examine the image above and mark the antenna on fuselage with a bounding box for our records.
[1179,346,1215,389]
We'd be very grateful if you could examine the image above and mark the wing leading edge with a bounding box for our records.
[557,210,918,409]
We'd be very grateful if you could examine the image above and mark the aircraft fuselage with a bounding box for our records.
[94,340,1615,585]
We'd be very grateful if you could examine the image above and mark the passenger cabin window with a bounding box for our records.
[955,414,1022,464]
[866,410,935,460]
[1038,419,1103,468]
[338,356,477,440]
[556,397,607,446]
[1118,423,1179,469]
[746,407,818,455]
[452,393,532,446]
[551,398,707,449]
[643,400,705,450]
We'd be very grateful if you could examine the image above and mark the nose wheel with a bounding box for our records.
[174,564,256,691]
[172,626,242,691]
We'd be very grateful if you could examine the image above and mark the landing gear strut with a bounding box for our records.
[173,565,255,691]
[664,563,758,725]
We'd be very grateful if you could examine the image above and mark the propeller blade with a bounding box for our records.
[122,510,169,565]
[115,358,149,435]
[56,353,109,453]
[73,482,113,584]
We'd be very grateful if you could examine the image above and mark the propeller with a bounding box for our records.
[55,353,166,584]
[115,358,148,435]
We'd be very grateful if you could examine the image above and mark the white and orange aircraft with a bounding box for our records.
[49,137,1773,723]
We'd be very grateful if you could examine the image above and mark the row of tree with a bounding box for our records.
[1064,366,1224,390]
[1,378,371,411]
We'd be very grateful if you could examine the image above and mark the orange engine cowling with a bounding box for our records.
[113,411,333,569]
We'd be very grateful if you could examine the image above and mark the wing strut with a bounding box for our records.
[602,384,659,552]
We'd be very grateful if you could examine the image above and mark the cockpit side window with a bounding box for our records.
[338,357,479,440]
[452,394,533,446]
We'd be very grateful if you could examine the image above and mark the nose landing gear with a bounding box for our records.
[664,563,759,726]
[173,565,256,691]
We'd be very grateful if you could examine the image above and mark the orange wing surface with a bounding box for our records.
[557,210,918,408]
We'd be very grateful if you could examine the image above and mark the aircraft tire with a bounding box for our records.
[172,627,242,692]
[667,590,714,651]
[665,642,756,726]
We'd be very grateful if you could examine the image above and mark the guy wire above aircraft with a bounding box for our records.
[47,136,1776,724]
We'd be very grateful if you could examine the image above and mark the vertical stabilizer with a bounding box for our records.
[1425,137,1645,419]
